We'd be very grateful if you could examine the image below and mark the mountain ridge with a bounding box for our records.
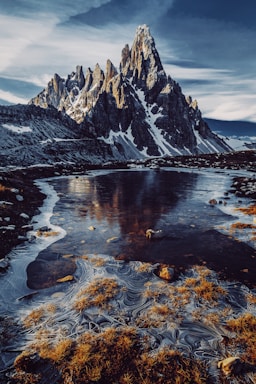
[29,25,230,157]
[205,118,256,151]
[0,25,231,166]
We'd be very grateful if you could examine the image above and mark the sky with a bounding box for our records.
[0,0,256,122]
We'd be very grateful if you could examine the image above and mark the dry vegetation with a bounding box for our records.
[13,326,213,384]
[36,229,60,237]
[89,256,107,267]
[23,308,45,328]
[0,183,11,192]
[73,277,120,311]
[225,313,256,364]
[230,222,256,230]
[23,303,57,328]
[235,204,256,216]
[137,266,227,328]
[8,263,256,384]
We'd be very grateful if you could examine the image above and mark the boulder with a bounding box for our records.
[154,264,174,282]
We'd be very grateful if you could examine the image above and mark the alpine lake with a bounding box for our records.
[1,167,256,384]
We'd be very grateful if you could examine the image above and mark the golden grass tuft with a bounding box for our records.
[73,277,119,311]
[184,273,227,303]
[247,293,256,304]
[90,256,107,267]
[23,308,45,328]
[193,278,227,302]
[184,277,198,287]
[193,265,212,278]
[226,313,256,364]
[45,303,57,313]
[235,204,256,215]
[36,230,60,237]
[150,303,170,316]
[230,222,256,230]
[134,262,152,273]
[40,338,73,363]
[0,183,11,192]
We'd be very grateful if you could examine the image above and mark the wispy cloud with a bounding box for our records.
[0,89,28,105]
[0,13,58,73]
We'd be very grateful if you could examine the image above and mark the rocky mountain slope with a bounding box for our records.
[0,25,231,167]
[0,104,114,166]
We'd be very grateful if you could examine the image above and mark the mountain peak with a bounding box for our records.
[28,25,231,158]
[134,24,158,59]
[120,25,166,102]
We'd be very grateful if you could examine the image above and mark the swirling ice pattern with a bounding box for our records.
[1,254,255,384]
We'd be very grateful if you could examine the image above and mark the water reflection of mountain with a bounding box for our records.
[27,170,256,289]
[72,170,194,234]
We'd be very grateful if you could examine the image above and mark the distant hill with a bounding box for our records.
[205,118,256,151]
[205,118,256,137]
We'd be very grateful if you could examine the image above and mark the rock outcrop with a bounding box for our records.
[29,25,231,158]
[0,104,114,166]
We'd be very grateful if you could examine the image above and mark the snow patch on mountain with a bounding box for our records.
[2,124,32,134]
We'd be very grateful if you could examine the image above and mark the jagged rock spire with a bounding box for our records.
[120,25,167,102]
[66,65,85,91]
[105,59,118,85]
[29,25,231,157]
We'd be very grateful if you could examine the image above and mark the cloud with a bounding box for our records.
[0,89,29,105]
[163,62,256,122]
[0,0,116,75]
[200,93,256,122]
[4,23,130,83]
[0,1,112,20]
[66,0,174,27]
[0,13,58,73]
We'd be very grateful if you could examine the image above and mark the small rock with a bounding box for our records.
[10,188,19,194]
[38,226,51,232]
[20,213,30,219]
[0,225,15,230]
[18,235,28,241]
[209,199,217,205]
[22,225,33,230]
[155,264,174,282]
[145,229,164,239]
[0,201,13,206]
[217,357,240,375]
[16,194,24,201]
[51,292,66,299]
[0,258,9,271]
[57,275,74,283]
[106,236,119,243]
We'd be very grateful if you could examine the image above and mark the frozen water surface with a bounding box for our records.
[0,168,256,380]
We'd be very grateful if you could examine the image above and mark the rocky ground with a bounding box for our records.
[0,150,255,272]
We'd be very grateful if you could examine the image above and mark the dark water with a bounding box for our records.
[28,169,256,288]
